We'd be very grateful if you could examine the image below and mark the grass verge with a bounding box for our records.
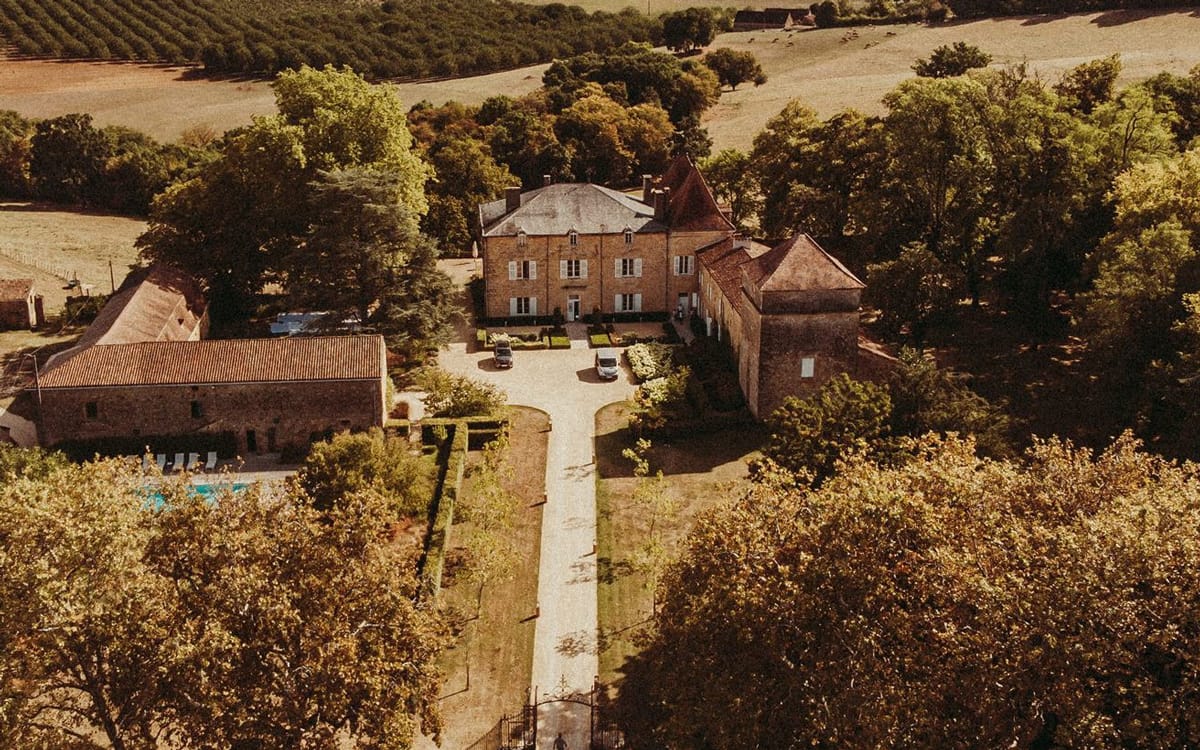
[594,401,766,686]
[427,406,548,750]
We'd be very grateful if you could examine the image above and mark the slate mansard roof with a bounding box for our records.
[479,184,666,237]
[39,335,386,389]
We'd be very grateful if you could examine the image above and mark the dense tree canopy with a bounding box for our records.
[138,65,451,344]
[620,434,1200,749]
[0,453,446,749]
[660,7,719,53]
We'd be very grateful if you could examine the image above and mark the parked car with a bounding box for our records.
[493,339,513,369]
[595,348,620,380]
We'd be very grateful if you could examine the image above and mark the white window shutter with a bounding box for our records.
[580,259,588,278]
[614,294,621,311]
[509,298,517,316]
[801,357,815,378]
[508,261,517,281]
[530,261,537,280]
[560,260,568,278]
[614,259,622,276]
[633,293,642,312]
[634,258,643,277]
[531,297,538,315]
[673,256,680,275]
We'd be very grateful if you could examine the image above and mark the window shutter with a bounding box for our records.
[614,294,621,311]
[509,298,518,316]
[530,297,538,315]
[508,261,517,281]
[560,260,568,278]
[614,259,622,277]
[633,293,642,312]
[801,357,815,378]
[673,256,680,275]
[580,259,588,278]
[529,261,537,280]
[634,258,643,277]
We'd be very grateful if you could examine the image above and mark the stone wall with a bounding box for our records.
[39,378,385,454]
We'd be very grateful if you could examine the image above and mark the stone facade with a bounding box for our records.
[478,157,734,322]
[38,377,384,454]
[0,278,43,331]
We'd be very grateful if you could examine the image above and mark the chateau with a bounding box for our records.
[479,156,892,417]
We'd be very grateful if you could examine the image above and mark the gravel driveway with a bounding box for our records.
[436,337,637,749]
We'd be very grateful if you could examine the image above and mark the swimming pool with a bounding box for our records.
[146,482,249,509]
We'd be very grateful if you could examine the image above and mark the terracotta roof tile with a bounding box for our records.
[746,233,865,292]
[0,278,33,301]
[698,238,770,315]
[657,155,734,233]
[76,265,206,349]
[39,335,384,389]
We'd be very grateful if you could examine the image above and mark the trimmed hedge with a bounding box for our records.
[418,420,467,599]
[626,342,679,382]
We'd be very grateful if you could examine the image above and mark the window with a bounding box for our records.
[674,255,694,275]
[568,230,579,246]
[508,259,537,280]
[85,401,98,420]
[560,259,587,279]
[615,257,643,278]
[801,357,815,378]
[615,293,642,312]
[510,296,537,316]
[623,228,634,245]
[517,231,527,247]
[191,400,204,419]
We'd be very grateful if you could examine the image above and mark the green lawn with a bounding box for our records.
[594,401,764,685]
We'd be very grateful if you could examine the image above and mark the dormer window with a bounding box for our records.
[517,230,527,247]
[568,230,579,247]
[624,228,634,245]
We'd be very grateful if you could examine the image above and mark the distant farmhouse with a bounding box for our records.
[33,265,387,456]
[478,157,891,417]
[732,7,812,31]
[0,278,44,330]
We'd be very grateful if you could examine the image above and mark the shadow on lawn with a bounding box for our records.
[594,415,765,480]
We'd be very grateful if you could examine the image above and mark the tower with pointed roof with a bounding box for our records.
[477,156,732,322]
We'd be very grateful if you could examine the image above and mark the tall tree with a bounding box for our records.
[29,113,111,206]
[287,167,456,356]
[660,8,718,53]
[1055,54,1122,115]
[0,457,180,750]
[422,137,515,255]
[139,65,432,330]
[702,48,767,91]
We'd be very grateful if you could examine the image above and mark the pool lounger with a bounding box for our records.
[187,452,199,468]
[205,451,218,471]
[172,452,185,471]
[155,454,167,471]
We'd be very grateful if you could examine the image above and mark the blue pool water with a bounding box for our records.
[146,482,249,509]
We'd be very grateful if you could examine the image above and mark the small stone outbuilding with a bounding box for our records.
[0,278,44,330]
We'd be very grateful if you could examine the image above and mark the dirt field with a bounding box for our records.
[0,56,546,144]
[4,8,1198,149]
[0,202,145,313]
[705,7,1200,149]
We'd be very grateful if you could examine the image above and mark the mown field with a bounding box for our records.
[3,8,1197,150]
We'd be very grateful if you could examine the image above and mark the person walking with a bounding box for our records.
[553,732,567,750]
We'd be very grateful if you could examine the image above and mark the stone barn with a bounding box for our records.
[36,336,388,455]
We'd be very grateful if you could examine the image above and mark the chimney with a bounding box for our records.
[641,174,654,204]
[653,187,671,222]
[505,186,521,213]
[543,174,552,187]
